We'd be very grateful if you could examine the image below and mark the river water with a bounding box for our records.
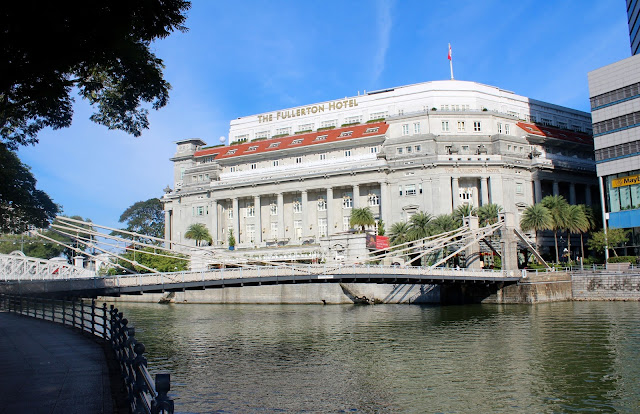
[114,301,640,413]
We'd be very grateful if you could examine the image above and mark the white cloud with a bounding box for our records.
[371,0,394,86]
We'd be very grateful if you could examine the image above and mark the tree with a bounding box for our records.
[587,228,629,258]
[429,214,459,235]
[477,204,503,226]
[377,219,386,236]
[118,198,164,241]
[453,204,477,225]
[564,204,589,261]
[228,229,236,249]
[579,205,597,259]
[184,223,212,247]
[541,195,569,263]
[407,211,433,240]
[0,144,58,232]
[349,207,375,233]
[0,1,191,149]
[110,247,188,274]
[389,222,411,246]
[520,203,552,234]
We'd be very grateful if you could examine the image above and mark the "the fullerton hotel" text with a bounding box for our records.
[257,98,359,123]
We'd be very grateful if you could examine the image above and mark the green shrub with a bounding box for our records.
[608,256,637,263]
[295,129,313,134]
[341,122,360,127]
[272,133,288,138]
[317,126,335,131]
[366,118,386,123]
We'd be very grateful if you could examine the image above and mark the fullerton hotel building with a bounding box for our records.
[163,80,597,256]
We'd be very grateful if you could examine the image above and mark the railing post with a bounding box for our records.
[62,300,66,326]
[91,299,96,337]
[152,374,174,414]
[102,303,108,340]
[72,301,76,328]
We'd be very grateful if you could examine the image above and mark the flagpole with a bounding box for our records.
[448,43,454,80]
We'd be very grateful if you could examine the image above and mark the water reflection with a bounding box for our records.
[111,302,640,413]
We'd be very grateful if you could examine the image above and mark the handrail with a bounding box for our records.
[0,294,173,414]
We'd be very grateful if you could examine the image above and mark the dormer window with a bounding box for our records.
[314,135,328,141]
[247,146,258,152]
[364,127,379,133]
[226,149,237,155]
[291,139,303,145]
[268,142,281,148]
[339,131,353,137]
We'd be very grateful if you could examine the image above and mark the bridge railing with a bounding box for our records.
[0,294,173,414]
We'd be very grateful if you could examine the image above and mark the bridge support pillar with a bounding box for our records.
[463,215,482,269]
[500,212,519,274]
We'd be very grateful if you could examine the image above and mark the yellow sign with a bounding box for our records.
[257,98,359,123]
[612,174,640,188]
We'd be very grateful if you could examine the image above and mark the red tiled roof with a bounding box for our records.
[516,122,593,145]
[194,122,388,160]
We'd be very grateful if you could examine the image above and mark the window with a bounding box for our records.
[413,123,420,134]
[270,222,278,238]
[442,121,450,132]
[406,146,412,153]
[508,144,512,151]
[370,146,379,154]
[321,119,337,128]
[406,184,416,196]
[246,224,256,242]
[275,127,291,136]
[369,111,388,120]
[273,160,279,167]
[247,146,258,152]
[318,218,328,237]
[234,134,248,142]
[457,121,465,132]
[270,203,278,215]
[368,193,380,206]
[320,153,326,160]
[505,124,511,135]
[298,123,314,132]
[462,145,469,152]
[343,216,350,231]
[194,206,205,216]
[226,149,237,155]
[399,185,403,196]
[344,115,362,125]
[228,208,233,219]
[516,183,524,195]
[293,198,302,213]
[251,163,257,170]
[339,131,353,137]
[344,150,352,157]
[268,142,281,148]
[418,183,423,194]
[246,204,255,217]
[180,167,185,179]
[473,121,481,132]
[295,157,302,164]
[256,131,270,139]
[294,220,302,239]
[402,124,409,135]
[497,122,503,134]
[317,197,327,211]
[415,145,421,152]
[459,188,473,205]
[291,139,303,145]
[397,147,403,154]
[342,194,353,209]
[365,127,379,133]
[398,109,404,115]
[230,166,237,173]
[314,135,328,141]
[441,104,449,111]
[541,118,553,126]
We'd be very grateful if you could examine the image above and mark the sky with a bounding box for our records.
[16,0,632,230]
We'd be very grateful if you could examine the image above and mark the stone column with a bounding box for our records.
[552,181,560,196]
[164,210,171,248]
[451,177,460,210]
[211,200,218,245]
[326,187,334,235]
[489,177,504,208]
[569,183,576,205]
[254,195,261,245]
[380,182,392,225]
[585,185,592,206]
[480,177,489,206]
[301,190,308,237]
[352,184,360,209]
[501,212,519,273]
[534,179,542,204]
[464,216,481,269]
[277,192,284,240]
[232,197,239,244]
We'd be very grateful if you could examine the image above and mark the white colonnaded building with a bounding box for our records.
[162,79,597,262]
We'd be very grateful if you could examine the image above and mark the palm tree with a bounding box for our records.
[184,223,212,247]
[429,214,460,235]
[389,222,411,246]
[377,219,386,236]
[453,204,477,225]
[541,195,569,263]
[407,211,433,240]
[579,205,596,259]
[520,203,552,233]
[564,204,589,262]
[349,207,375,233]
[477,203,503,226]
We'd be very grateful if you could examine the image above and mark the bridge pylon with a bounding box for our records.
[499,212,519,273]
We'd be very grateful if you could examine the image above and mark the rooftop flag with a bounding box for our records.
[448,43,454,80]
[448,43,452,60]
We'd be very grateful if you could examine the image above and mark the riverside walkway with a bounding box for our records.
[0,311,113,413]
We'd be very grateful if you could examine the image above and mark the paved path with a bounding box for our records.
[0,312,113,413]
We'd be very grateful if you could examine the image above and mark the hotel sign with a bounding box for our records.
[257,98,359,123]
[612,174,640,188]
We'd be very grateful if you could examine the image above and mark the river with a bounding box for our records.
[113,301,640,413]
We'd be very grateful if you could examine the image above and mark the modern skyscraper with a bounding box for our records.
[629,0,640,55]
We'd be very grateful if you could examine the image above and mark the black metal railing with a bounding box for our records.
[0,294,173,414]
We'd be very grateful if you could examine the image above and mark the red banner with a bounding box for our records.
[375,236,389,249]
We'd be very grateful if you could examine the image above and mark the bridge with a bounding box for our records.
[0,213,544,299]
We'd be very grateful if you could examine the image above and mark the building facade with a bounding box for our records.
[588,52,640,255]
[163,80,596,257]
[629,0,640,55]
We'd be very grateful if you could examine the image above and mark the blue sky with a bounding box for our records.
[17,0,632,229]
